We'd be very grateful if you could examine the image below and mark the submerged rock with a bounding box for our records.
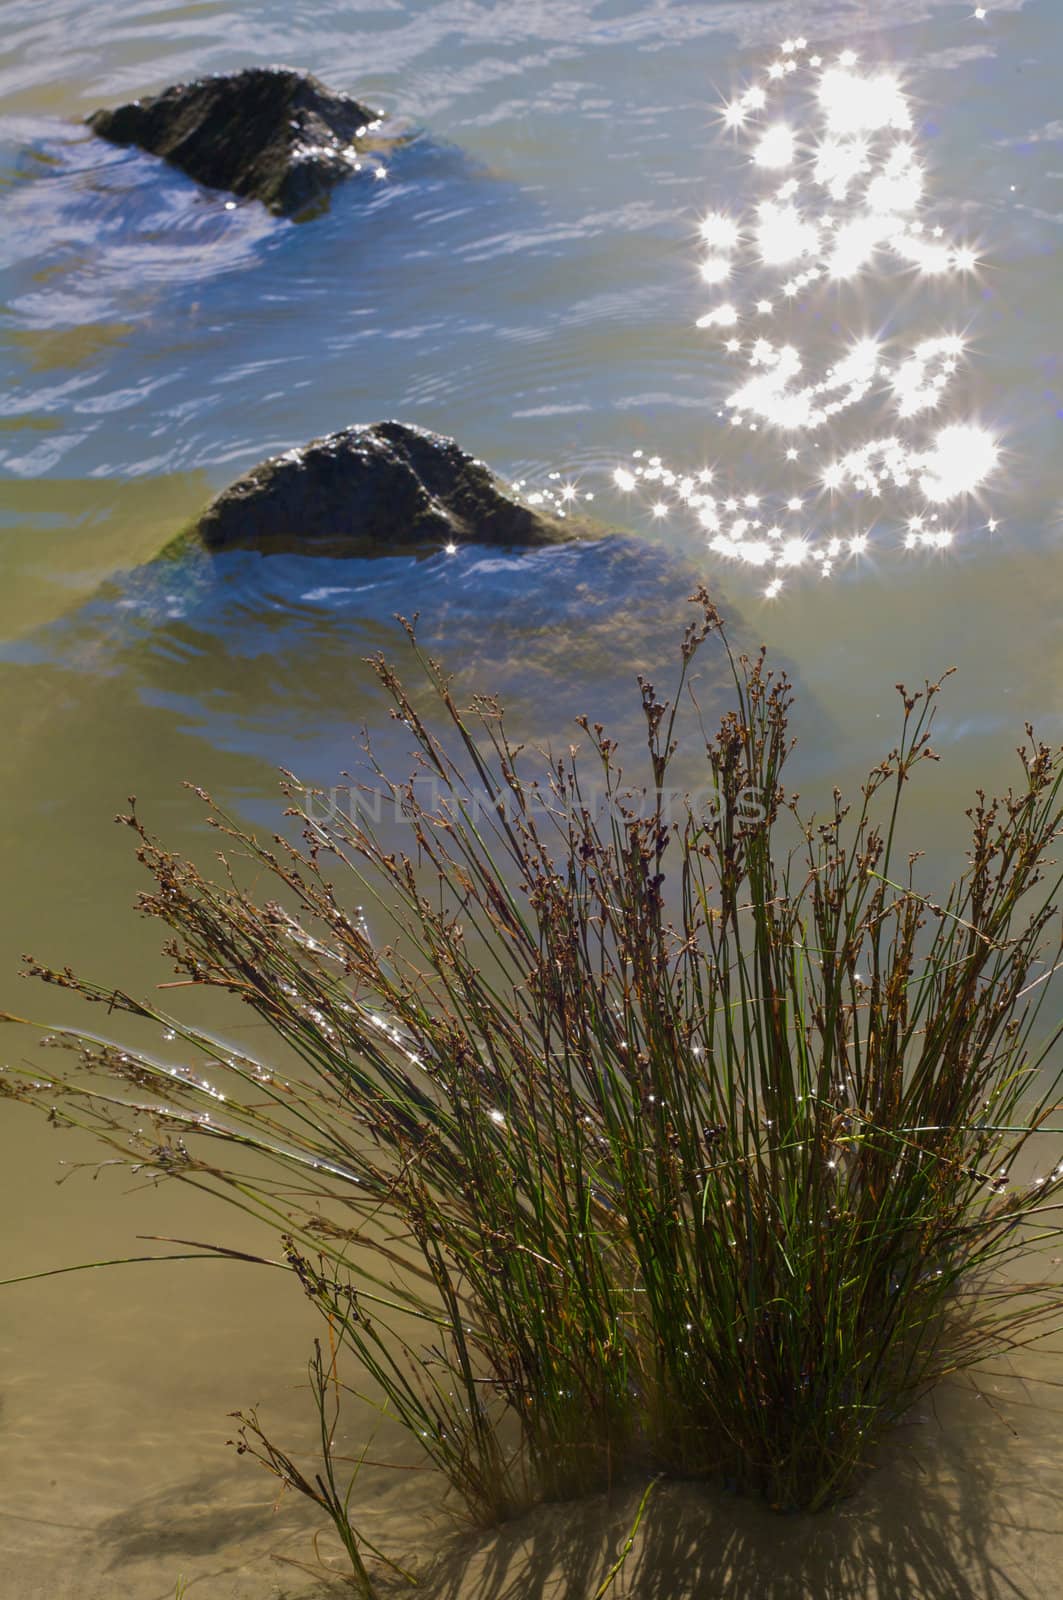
[87,67,383,218]
[194,421,600,555]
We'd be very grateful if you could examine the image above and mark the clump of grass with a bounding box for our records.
[4,590,1063,1535]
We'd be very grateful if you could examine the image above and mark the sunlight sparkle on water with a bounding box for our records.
[699,212,741,249]
[754,124,797,168]
[696,301,739,329]
[523,36,998,593]
[665,42,995,584]
[918,424,999,502]
[700,255,732,284]
[818,68,910,136]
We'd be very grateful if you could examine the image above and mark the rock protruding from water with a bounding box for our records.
[195,421,597,554]
[87,67,382,218]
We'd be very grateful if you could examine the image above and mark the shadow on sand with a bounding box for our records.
[420,1378,1062,1600]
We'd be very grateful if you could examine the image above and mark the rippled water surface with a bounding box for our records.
[2,2,1062,1595]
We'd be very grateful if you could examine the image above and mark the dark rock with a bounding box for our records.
[87,66,382,218]
[194,421,599,555]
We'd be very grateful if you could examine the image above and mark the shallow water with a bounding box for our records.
[1,1,1062,1594]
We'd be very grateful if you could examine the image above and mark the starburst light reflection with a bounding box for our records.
[522,35,999,598]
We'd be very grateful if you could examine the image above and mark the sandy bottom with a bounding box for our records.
[4,1346,1061,1600]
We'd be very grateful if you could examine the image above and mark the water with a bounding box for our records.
[1,1,1062,1593]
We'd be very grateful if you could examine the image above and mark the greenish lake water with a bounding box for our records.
[1,1,1061,1594]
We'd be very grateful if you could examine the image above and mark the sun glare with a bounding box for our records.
[524,33,998,591]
